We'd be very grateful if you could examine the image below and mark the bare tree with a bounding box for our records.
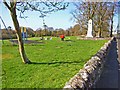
[107,2,116,37]
[71,2,116,37]
[71,2,97,35]
[3,0,68,64]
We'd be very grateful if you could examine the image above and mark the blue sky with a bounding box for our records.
[0,2,119,32]
[0,2,76,30]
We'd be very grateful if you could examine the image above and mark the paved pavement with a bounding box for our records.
[118,35,120,89]
[96,35,120,89]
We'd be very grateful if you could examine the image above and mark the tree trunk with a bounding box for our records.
[110,19,113,37]
[10,8,31,64]
[98,16,102,38]
[110,5,114,37]
[97,28,101,38]
[99,27,102,38]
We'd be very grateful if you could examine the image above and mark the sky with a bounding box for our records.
[0,1,119,32]
[0,2,76,30]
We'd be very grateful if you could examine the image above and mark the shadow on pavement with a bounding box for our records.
[96,40,120,88]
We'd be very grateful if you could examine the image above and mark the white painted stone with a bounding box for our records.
[86,19,93,38]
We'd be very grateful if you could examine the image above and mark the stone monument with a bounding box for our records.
[86,19,93,38]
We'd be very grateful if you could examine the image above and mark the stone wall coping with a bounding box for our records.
[63,37,115,89]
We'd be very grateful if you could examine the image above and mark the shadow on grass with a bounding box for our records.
[65,40,72,42]
[64,40,76,42]
[30,61,81,65]
[11,40,44,44]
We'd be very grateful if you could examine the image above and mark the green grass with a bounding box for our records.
[2,36,108,88]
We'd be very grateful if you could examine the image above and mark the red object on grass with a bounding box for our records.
[60,35,65,38]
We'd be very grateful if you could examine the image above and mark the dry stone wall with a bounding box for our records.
[63,37,115,89]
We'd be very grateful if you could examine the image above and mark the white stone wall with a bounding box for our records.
[63,37,115,89]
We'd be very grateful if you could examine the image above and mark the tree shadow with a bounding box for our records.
[30,61,81,65]
[64,40,76,42]
[65,40,73,42]
[11,40,44,44]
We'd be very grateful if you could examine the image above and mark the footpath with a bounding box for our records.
[96,36,120,89]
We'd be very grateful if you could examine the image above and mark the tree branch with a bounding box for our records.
[3,0,11,12]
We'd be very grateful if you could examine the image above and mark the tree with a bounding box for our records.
[107,2,116,37]
[73,24,80,36]
[26,27,35,37]
[96,2,109,37]
[7,26,12,30]
[71,2,97,36]
[71,2,116,38]
[3,0,68,64]
[110,5,115,37]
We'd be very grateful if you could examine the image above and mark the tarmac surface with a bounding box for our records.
[96,35,120,89]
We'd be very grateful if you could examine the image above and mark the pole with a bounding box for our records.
[24,27,27,41]
[0,16,14,43]
[0,21,4,44]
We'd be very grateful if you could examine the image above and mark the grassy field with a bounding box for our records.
[2,36,108,88]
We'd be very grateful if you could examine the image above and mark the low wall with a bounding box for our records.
[63,37,115,89]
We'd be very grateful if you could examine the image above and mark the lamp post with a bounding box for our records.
[43,17,48,36]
